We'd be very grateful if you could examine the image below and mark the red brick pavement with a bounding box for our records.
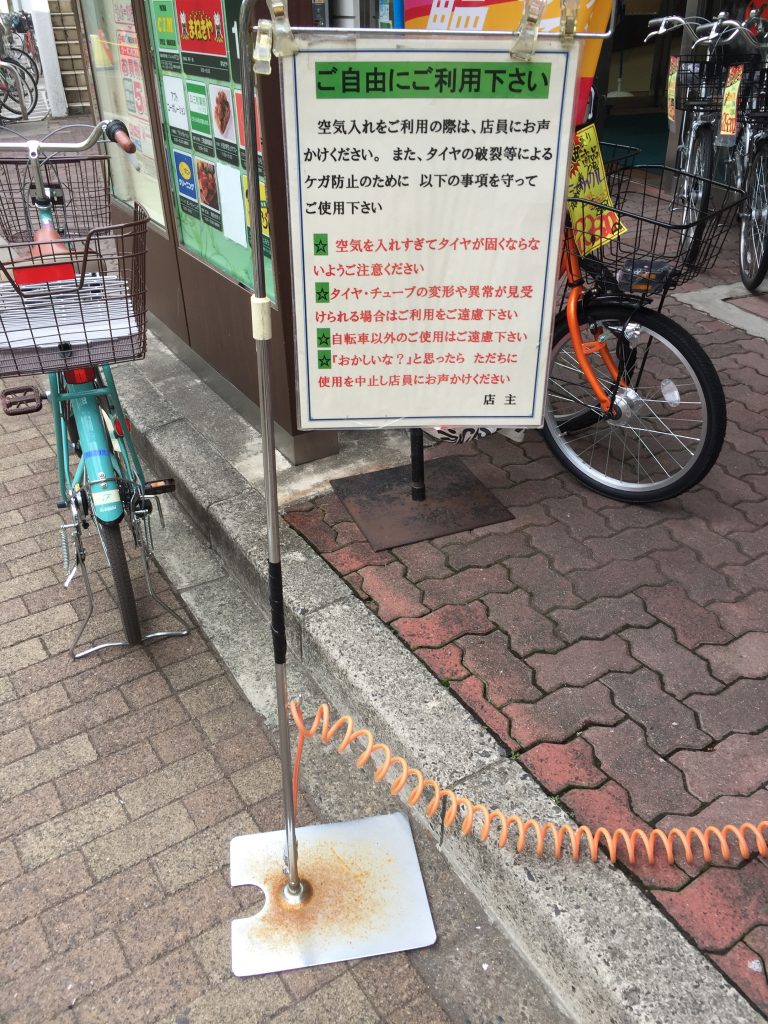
[285,249,768,1016]
[0,388,460,1024]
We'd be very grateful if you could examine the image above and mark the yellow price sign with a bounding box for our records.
[720,64,743,137]
[667,56,679,125]
[567,123,626,256]
[259,181,270,237]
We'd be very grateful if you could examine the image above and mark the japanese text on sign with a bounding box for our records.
[567,123,625,257]
[315,62,551,98]
[282,36,579,429]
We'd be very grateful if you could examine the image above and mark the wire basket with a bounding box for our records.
[0,203,147,377]
[0,154,110,243]
[569,165,744,298]
[674,54,728,112]
[598,141,640,209]
[737,60,768,129]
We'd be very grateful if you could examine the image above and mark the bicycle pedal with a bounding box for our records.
[144,479,176,495]
[1,385,43,416]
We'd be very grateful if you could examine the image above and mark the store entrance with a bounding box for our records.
[601,0,687,163]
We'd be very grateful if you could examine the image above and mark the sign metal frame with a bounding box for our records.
[280,30,582,431]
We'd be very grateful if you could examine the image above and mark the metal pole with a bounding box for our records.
[410,428,425,502]
[238,0,304,900]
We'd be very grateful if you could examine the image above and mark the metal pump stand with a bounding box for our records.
[238,0,304,904]
[229,1,436,979]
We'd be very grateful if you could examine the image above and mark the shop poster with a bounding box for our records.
[718,65,744,145]
[146,0,273,299]
[667,55,679,126]
[404,0,612,121]
[176,0,229,80]
[282,34,580,429]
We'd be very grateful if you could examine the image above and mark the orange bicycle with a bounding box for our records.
[541,143,742,503]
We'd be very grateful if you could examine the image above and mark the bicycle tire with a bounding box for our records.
[0,59,37,118]
[739,139,768,291]
[681,125,713,265]
[542,301,726,503]
[8,46,38,82]
[100,520,141,645]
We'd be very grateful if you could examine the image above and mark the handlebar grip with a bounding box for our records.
[695,23,712,35]
[104,119,136,154]
[647,18,663,27]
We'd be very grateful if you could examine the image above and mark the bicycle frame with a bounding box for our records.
[560,224,624,415]
[0,121,188,656]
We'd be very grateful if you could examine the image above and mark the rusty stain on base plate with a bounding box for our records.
[231,813,436,976]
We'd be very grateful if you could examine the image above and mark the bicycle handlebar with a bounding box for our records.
[693,16,761,48]
[644,15,708,41]
[0,119,133,155]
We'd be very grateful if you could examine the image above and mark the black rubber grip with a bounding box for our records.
[268,561,287,665]
[104,119,130,143]
[647,17,663,27]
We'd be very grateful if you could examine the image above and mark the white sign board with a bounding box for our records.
[281,33,581,430]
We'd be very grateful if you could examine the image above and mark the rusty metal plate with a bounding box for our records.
[330,456,513,551]
[231,813,436,976]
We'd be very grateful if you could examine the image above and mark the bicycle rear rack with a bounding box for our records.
[62,483,189,659]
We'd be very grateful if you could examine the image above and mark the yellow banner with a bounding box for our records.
[720,64,743,137]
[667,56,679,125]
[567,123,626,256]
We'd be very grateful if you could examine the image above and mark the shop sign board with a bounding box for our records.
[281,33,579,430]
[146,0,274,299]
[176,0,229,80]
[152,0,182,70]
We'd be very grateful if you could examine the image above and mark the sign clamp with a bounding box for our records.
[510,0,547,59]
[266,0,298,56]
[560,0,578,43]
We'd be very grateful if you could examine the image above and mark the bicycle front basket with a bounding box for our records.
[570,165,745,296]
[675,54,728,112]
[0,203,148,377]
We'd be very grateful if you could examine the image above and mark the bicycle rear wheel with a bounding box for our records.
[100,520,141,645]
[542,301,726,503]
[739,139,768,292]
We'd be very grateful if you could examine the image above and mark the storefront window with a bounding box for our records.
[80,0,166,225]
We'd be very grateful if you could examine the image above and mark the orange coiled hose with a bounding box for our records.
[289,701,768,867]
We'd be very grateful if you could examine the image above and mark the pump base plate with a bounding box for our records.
[331,456,512,550]
[231,812,435,976]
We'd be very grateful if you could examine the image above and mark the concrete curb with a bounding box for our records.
[114,338,762,1024]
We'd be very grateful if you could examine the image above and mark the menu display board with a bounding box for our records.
[146,0,274,299]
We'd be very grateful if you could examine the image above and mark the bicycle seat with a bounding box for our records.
[616,258,674,295]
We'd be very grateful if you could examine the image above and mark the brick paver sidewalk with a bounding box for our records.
[286,253,768,1016]
[0,390,467,1023]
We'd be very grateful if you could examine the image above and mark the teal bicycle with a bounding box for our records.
[0,120,187,657]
